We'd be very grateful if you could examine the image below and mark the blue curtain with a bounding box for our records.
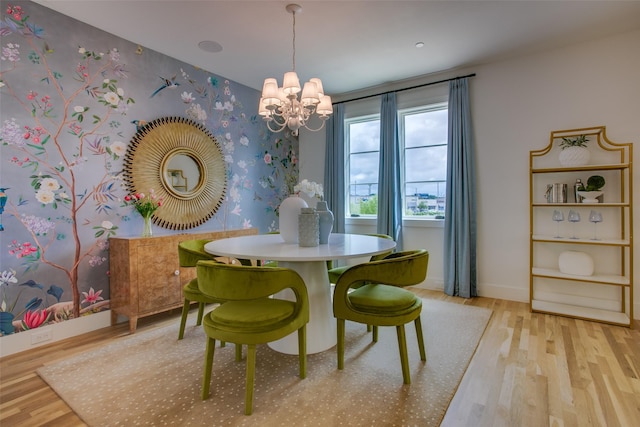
[324,103,345,233]
[377,93,403,250]
[444,78,477,297]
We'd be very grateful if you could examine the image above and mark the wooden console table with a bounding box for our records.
[109,228,258,333]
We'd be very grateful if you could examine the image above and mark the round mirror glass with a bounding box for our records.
[163,153,201,194]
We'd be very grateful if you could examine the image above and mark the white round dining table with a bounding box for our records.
[204,233,396,354]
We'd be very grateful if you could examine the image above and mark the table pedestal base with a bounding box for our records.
[269,260,336,354]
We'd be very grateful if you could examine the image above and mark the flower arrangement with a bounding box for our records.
[294,179,323,200]
[123,189,163,218]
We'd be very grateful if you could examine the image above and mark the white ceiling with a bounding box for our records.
[33,1,640,97]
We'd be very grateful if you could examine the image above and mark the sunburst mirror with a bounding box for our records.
[123,116,226,230]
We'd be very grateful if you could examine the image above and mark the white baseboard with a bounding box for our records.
[416,279,638,321]
[0,310,112,358]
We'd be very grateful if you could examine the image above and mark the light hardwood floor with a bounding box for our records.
[1,289,638,426]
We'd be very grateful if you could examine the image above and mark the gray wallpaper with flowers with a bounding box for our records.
[0,1,298,339]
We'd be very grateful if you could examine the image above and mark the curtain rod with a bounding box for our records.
[334,73,476,105]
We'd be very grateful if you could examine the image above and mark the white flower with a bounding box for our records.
[74,105,85,113]
[101,220,114,229]
[59,192,69,199]
[117,87,124,97]
[78,47,86,54]
[110,141,126,157]
[294,179,323,200]
[0,269,18,286]
[181,92,195,103]
[103,79,110,84]
[40,177,60,191]
[35,189,55,204]
[103,91,119,106]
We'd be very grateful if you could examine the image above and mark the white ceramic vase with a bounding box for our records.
[559,146,590,167]
[279,195,308,243]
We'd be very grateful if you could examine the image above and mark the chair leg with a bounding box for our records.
[372,325,379,342]
[196,302,205,326]
[178,298,190,340]
[367,324,372,332]
[337,318,345,370]
[235,343,242,361]
[396,324,411,384]
[245,344,256,415]
[298,325,307,379]
[201,336,216,399]
[414,317,426,361]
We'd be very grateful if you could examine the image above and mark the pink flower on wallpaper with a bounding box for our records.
[22,309,49,329]
[8,240,38,258]
[264,153,272,164]
[81,287,104,305]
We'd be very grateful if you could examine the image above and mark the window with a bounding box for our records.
[346,116,379,216]
[400,104,448,218]
[346,103,448,219]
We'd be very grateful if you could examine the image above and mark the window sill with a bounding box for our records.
[345,216,444,229]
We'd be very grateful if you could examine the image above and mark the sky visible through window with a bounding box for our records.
[349,107,448,199]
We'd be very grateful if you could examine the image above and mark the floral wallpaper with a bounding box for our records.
[0,1,298,339]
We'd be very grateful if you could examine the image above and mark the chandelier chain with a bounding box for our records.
[291,9,296,72]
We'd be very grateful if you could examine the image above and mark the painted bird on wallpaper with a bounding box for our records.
[0,188,9,231]
[131,119,148,132]
[150,75,180,98]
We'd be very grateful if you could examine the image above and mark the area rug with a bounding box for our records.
[38,299,492,426]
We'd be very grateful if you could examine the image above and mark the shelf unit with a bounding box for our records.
[529,126,633,327]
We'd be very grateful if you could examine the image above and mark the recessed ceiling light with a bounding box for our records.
[415,42,425,48]
[198,40,223,53]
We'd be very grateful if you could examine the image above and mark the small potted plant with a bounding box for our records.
[559,135,590,166]
[576,175,605,203]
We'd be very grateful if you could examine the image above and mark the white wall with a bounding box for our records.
[300,29,640,318]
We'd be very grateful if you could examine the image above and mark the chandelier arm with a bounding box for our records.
[265,118,288,134]
[298,119,328,133]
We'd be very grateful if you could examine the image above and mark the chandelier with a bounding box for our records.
[259,3,332,136]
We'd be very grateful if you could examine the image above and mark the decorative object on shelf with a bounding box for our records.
[545,183,567,203]
[298,207,319,247]
[558,251,594,276]
[279,195,308,243]
[552,210,564,238]
[258,4,333,136]
[573,178,583,203]
[576,175,605,203]
[316,201,334,244]
[558,134,590,166]
[588,210,603,240]
[567,209,580,239]
[122,189,163,237]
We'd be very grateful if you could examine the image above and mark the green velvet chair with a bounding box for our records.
[177,239,251,341]
[333,249,429,384]
[327,233,394,284]
[197,261,309,415]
